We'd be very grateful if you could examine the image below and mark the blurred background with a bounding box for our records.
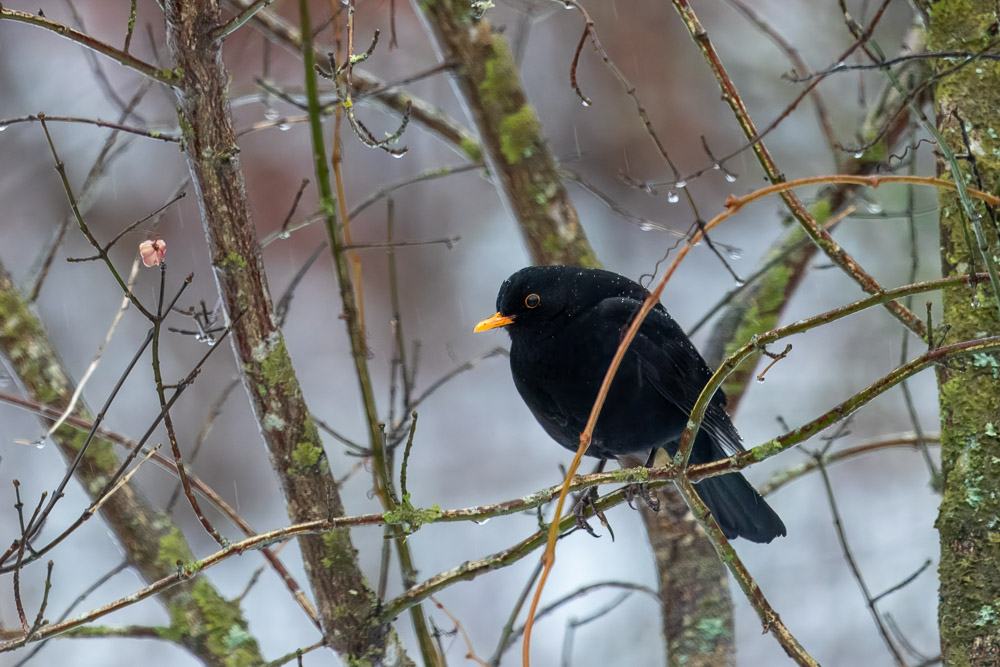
[0,0,944,665]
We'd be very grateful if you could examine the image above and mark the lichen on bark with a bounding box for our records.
[929,1,1000,664]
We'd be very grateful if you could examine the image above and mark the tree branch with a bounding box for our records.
[0,6,176,85]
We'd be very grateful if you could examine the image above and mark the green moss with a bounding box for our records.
[321,529,359,571]
[927,0,993,50]
[857,140,887,164]
[499,104,541,164]
[222,251,248,270]
[460,136,483,162]
[191,579,261,666]
[288,440,329,475]
[478,35,521,109]
[576,246,601,269]
[932,3,1000,652]
[260,337,296,397]
[292,441,321,467]
[611,466,648,483]
[720,262,792,396]
[382,501,443,532]
[542,233,564,257]
[0,285,69,406]
[156,527,195,570]
[63,426,120,472]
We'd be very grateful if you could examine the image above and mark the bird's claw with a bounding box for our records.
[624,483,660,512]
[572,486,615,541]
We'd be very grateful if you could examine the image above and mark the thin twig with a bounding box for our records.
[0,7,176,85]
[0,114,178,141]
[816,457,906,665]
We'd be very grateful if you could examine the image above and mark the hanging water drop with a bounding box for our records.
[733,277,746,287]
[756,376,766,384]
[866,200,884,214]
[674,180,687,189]
[853,151,864,158]
[666,189,680,203]
[728,249,742,260]
[35,442,46,450]
[580,97,592,108]
[724,172,737,183]
[638,222,654,231]
[0,123,8,132]
[713,163,721,171]
[473,518,491,526]
[279,231,291,240]
[264,107,280,121]
[277,121,291,131]
[972,295,981,308]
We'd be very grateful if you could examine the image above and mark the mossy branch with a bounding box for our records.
[0,264,263,666]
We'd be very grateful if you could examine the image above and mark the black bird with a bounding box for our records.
[474,266,785,543]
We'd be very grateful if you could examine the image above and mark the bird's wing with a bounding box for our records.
[594,297,744,454]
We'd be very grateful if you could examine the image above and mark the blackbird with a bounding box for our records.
[474,266,785,543]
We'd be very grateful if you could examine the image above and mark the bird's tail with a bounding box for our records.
[694,471,786,544]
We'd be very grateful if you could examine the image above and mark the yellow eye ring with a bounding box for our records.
[525,293,541,308]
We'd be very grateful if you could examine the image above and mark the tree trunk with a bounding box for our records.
[930,2,1000,664]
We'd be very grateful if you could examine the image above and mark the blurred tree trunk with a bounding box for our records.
[929,2,1000,665]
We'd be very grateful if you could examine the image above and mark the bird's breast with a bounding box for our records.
[509,328,681,458]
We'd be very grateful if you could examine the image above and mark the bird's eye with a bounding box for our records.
[525,293,541,309]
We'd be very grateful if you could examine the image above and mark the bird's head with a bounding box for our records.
[473,265,648,337]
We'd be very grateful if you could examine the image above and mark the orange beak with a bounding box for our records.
[473,312,514,332]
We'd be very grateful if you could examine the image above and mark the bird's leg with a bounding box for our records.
[572,460,615,540]
[623,450,660,512]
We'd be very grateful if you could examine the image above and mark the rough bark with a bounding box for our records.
[929,2,1000,665]
[640,495,736,666]
[163,3,409,663]
[0,265,262,666]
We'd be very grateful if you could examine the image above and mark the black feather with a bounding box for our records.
[482,266,785,543]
